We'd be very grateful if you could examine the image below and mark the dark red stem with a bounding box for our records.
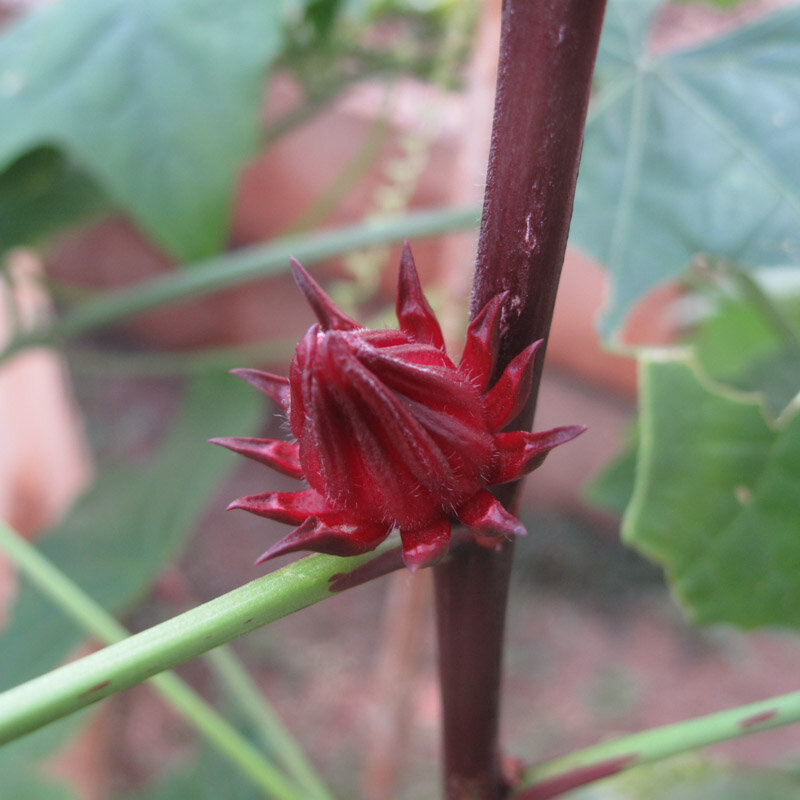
[434,2,607,799]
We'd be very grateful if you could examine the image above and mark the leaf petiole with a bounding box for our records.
[0,205,479,365]
[514,688,800,798]
[0,520,402,795]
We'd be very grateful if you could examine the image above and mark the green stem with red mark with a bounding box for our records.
[433,2,607,798]
[0,519,402,755]
[512,693,800,798]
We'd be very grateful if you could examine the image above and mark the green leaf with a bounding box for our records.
[0,147,109,249]
[303,0,345,41]
[622,353,800,629]
[728,346,800,420]
[582,431,638,517]
[572,1,800,339]
[0,717,84,800]
[592,0,662,78]
[692,288,800,420]
[0,371,262,690]
[693,299,783,381]
[118,747,261,800]
[0,0,300,259]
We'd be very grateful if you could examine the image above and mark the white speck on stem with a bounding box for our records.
[523,213,538,254]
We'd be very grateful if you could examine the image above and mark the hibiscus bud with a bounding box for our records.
[212,242,585,572]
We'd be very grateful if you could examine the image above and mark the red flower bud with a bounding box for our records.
[212,243,585,571]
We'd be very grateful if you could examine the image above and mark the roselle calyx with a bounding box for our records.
[213,243,585,571]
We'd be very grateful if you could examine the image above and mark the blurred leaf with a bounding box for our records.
[582,433,638,517]
[572,1,800,339]
[692,299,782,381]
[0,147,109,249]
[591,0,662,79]
[0,371,262,690]
[674,0,748,7]
[692,290,800,420]
[622,353,800,629]
[588,281,800,534]
[304,0,345,40]
[728,347,800,420]
[566,757,800,799]
[0,0,305,259]
[0,717,85,800]
[118,746,262,800]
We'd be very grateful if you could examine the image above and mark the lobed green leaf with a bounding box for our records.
[622,353,800,629]
[573,0,800,339]
[0,0,304,259]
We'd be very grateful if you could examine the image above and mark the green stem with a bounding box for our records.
[0,523,302,800]
[66,339,298,377]
[512,691,800,798]
[147,672,306,800]
[0,520,308,799]
[0,521,127,644]
[205,647,335,800]
[0,520,402,778]
[0,205,478,365]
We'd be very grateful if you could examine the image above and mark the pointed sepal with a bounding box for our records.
[227,489,328,524]
[396,241,445,350]
[491,426,587,484]
[230,369,291,411]
[400,519,451,572]
[290,258,359,331]
[255,515,390,563]
[210,437,303,478]
[457,490,526,538]
[459,292,506,391]
[483,339,542,430]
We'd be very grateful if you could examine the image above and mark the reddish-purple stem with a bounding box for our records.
[514,755,638,800]
[434,2,607,799]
